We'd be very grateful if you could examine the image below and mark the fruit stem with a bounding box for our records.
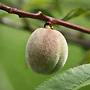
[44,21,53,29]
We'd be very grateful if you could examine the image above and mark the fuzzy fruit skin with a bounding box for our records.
[26,28,68,74]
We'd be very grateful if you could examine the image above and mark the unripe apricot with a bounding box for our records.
[26,28,68,74]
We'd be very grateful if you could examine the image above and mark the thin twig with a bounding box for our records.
[0,3,90,34]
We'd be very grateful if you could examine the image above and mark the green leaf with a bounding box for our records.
[22,0,52,11]
[83,50,90,64]
[36,64,90,90]
[62,8,90,21]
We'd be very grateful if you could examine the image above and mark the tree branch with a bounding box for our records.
[61,30,90,50]
[0,3,90,34]
[0,17,34,32]
[0,18,23,29]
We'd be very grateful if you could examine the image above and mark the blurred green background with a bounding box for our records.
[0,0,90,90]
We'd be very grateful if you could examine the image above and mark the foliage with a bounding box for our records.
[62,8,90,21]
[36,64,90,90]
